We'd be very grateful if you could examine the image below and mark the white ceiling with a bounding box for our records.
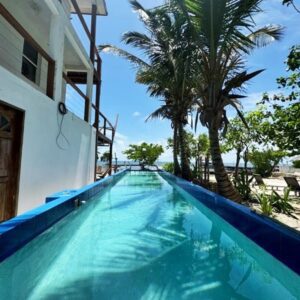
[68,0,107,16]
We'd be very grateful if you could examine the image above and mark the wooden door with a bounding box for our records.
[0,102,23,222]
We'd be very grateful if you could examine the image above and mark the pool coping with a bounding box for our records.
[159,171,300,276]
[0,169,127,263]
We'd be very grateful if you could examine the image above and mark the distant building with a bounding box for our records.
[0,0,114,221]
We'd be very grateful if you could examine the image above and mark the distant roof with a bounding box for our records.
[69,0,108,16]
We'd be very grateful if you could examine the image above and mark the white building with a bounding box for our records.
[0,0,114,221]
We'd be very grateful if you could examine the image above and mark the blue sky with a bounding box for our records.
[76,0,299,162]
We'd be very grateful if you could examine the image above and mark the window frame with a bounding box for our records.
[21,40,41,85]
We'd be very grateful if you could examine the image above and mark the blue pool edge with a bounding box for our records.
[1,169,300,277]
[159,170,300,276]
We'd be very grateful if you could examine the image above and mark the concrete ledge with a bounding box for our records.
[160,171,300,275]
[0,170,127,263]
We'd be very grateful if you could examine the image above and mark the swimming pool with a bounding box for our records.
[0,171,300,299]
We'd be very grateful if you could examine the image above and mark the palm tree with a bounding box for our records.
[100,1,195,180]
[176,0,283,201]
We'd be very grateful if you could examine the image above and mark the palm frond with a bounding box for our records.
[248,25,284,47]
[223,69,265,94]
[146,106,168,122]
[229,101,249,130]
[98,44,149,68]
[122,31,153,51]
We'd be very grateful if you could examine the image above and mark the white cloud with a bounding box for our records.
[132,111,141,117]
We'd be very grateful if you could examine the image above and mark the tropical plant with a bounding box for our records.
[166,137,181,175]
[256,187,295,217]
[177,0,283,201]
[221,109,268,176]
[292,160,300,168]
[272,189,295,217]
[123,142,164,168]
[282,0,300,13]
[167,132,210,178]
[248,149,285,177]
[233,170,253,201]
[100,151,110,162]
[255,189,273,216]
[163,162,174,173]
[260,45,300,156]
[100,1,195,180]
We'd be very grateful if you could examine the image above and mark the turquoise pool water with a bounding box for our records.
[0,171,300,299]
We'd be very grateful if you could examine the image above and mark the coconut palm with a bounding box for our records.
[100,1,196,179]
[176,0,283,201]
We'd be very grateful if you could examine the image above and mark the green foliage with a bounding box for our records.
[292,160,300,168]
[101,0,283,199]
[221,108,271,153]
[249,149,285,177]
[272,189,295,216]
[255,190,273,216]
[168,132,210,165]
[233,170,253,200]
[282,0,300,13]
[123,142,164,166]
[100,152,110,162]
[261,45,300,155]
[163,162,174,173]
[255,187,295,217]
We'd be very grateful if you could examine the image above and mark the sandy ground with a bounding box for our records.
[251,177,300,232]
[208,175,300,232]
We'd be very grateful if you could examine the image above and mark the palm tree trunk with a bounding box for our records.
[208,127,241,202]
[178,123,192,180]
[173,123,181,176]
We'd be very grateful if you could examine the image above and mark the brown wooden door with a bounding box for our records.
[0,103,23,222]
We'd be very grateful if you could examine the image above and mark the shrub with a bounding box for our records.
[123,142,164,166]
[249,149,285,177]
[163,162,174,173]
[255,189,273,216]
[292,160,300,168]
[255,188,295,217]
[233,170,252,200]
[272,188,295,217]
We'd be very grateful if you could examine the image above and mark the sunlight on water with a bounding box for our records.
[0,171,300,299]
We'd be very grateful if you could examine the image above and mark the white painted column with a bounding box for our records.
[48,14,65,102]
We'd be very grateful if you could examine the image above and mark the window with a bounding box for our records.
[22,40,38,83]
[0,114,11,133]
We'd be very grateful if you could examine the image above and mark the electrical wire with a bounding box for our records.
[56,110,70,150]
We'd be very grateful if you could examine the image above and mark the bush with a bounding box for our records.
[272,188,295,217]
[292,160,300,168]
[163,162,174,173]
[255,189,273,216]
[233,170,252,200]
[255,188,295,217]
[249,149,285,177]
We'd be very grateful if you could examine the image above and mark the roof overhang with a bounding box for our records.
[69,0,108,16]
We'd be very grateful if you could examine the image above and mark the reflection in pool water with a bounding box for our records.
[0,172,299,299]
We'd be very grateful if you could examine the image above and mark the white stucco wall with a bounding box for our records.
[0,14,49,94]
[0,66,96,214]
